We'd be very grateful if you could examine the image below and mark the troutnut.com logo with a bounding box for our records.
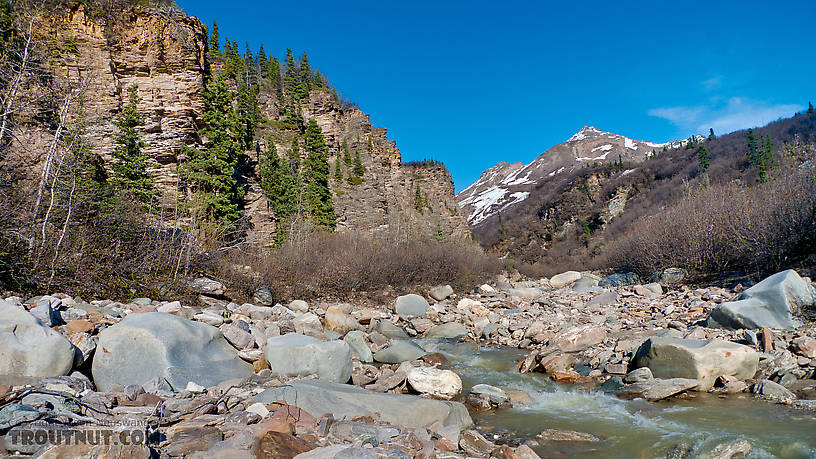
[5,422,149,448]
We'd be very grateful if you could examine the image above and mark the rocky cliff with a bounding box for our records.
[11,2,468,244]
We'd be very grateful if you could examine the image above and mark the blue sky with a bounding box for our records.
[177,0,814,191]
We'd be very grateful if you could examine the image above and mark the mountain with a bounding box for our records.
[457,126,700,227]
[4,1,469,245]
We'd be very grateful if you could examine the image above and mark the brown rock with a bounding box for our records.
[460,429,495,456]
[539,352,574,374]
[65,319,93,334]
[37,443,151,459]
[515,445,543,459]
[551,370,581,383]
[421,352,449,366]
[792,336,816,358]
[163,426,223,457]
[253,431,316,459]
[759,328,774,351]
[435,437,457,452]
[267,403,318,434]
[254,354,270,373]
[552,324,607,352]
[504,388,532,405]
[492,445,520,459]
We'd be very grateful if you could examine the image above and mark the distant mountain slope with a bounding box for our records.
[456,126,699,226]
[462,112,816,267]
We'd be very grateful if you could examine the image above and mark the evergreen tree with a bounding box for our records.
[109,85,154,203]
[181,73,244,226]
[414,183,423,213]
[298,52,312,99]
[746,128,759,165]
[236,80,261,149]
[222,39,243,78]
[283,48,303,101]
[302,119,335,229]
[208,21,220,56]
[282,103,304,132]
[243,42,256,83]
[0,0,14,59]
[353,149,365,176]
[334,157,342,182]
[259,140,299,244]
[708,128,715,141]
[312,70,325,89]
[809,101,814,114]
[697,145,710,172]
[342,139,352,167]
[756,135,775,182]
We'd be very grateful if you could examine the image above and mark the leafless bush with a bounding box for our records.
[210,228,501,301]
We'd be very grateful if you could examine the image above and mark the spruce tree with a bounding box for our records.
[181,73,244,226]
[110,85,154,203]
[708,128,715,141]
[334,157,342,182]
[259,140,299,243]
[756,135,775,182]
[353,149,365,176]
[283,48,302,101]
[746,128,759,165]
[342,139,352,167]
[208,21,220,56]
[809,101,814,114]
[697,145,710,172]
[236,80,261,150]
[302,119,335,229]
[298,52,312,99]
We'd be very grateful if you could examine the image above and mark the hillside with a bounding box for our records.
[457,126,700,227]
[464,112,816,274]
[3,1,469,247]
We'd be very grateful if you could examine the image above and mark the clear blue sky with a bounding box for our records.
[177,0,814,191]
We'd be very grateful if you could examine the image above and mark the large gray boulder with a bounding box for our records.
[394,294,429,318]
[264,333,352,383]
[252,379,472,431]
[632,337,758,390]
[373,340,426,363]
[707,270,815,330]
[425,322,468,339]
[92,312,252,391]
[0,300,75,383]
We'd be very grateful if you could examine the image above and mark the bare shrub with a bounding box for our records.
[211,229,501,301]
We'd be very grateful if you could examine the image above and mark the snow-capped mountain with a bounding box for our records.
[456,126,701,226]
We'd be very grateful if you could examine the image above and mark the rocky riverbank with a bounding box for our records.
[1,268,815,458]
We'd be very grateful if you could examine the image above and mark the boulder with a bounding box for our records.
[92,312,252,391]
[373,340,427,363]
[288,300,309,313]
[253,287,275,306]
[505,288,541,299]
[652,267,687,285]
[632,337,758,390]
[549,271,582,289]
[343,330,373,363]
[617,378,700,402]
[406,366,462,399]
[425,322,468,339]
[323,306,362,335]
[292,312,323,332]
[429,285,454,302]
[751,379,795,401]
[469,384,510,404]
[252,379,473,431]
[370,319,408,339]
[0,300,75,383]
[707,270,815,330]
[394,294,429,317]
[187,277,225,296]
[572,277,600,293]
[552,324,607,353]
[599,272,640,287]
[264,333,352,383]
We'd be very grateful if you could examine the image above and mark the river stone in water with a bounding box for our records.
[618,378,700,402]
[470,384,510,404]
[707,269,815,330]
[0,300,75,383]
[92,312,252,391]
[394,294,429,317]
[425,322,468,339]
[264,333,352,383]
[632,337,758,390]
[373,340,426,363]
[406,366,462,399]
[252,379,472,431]
[343,330,373,363]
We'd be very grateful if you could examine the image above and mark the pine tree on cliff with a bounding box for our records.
[334,156,342,182]
[708,128,715,141]
[259,140,299,244]
[809,101,814,115]
[236,80,261,150]
[414,183,423,214]
[746,128,759,165]
[284,48,303,101]
[259,46,280,86]
[353,149,365,176]
[298,52,312,99]
[697,145,710,172]
[342,139,352,167]
[208,21,220,56]
[755,135,775,183]
[302,119,336,229]
[181,73,244,226]
[110,85,154,203]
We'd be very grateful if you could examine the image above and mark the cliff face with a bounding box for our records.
[13,3,468,243]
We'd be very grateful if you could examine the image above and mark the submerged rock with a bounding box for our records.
[708,269,815,330]
[632,337,758,390]
[618,378,700,402]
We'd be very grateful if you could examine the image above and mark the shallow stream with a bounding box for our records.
[428,342,816,458]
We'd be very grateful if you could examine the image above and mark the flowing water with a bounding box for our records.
[425,341,816,459]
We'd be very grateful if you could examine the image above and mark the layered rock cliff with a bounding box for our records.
[11,2,468,244]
